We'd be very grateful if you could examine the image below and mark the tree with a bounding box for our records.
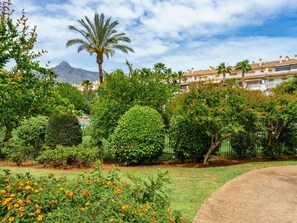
[91,67,173,144]
[66,13,134,84]
[217,62,232,83]
[0,1,68,142]
[56,82,88,113]
[170,84,248,164]
[235,60,251,86]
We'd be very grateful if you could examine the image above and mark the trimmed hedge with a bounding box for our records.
[111,105,165,164]
[45,114,82,148]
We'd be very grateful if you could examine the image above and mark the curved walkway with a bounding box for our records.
[194,166,297,223]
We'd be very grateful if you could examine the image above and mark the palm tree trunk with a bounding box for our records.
[97,54,104,84]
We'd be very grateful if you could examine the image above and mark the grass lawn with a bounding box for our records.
[1,160,297,222]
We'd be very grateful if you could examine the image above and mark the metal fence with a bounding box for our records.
[162,137,264,159]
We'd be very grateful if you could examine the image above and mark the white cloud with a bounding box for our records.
[6,0,297,74]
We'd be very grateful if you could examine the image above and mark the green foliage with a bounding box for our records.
[56,83,88,113]
[91,69,173,143]
[37,145,100,167]
[45,114,82,148]
[13,116,48,157]
[273,123,297,156]
[1,137,34,165]
[111,105,165,164]
[66,13,134,83]
[230,132,258,158]
[0,168,182,222]
[170,115,210,162]
[0,1,70,142]
[273,75,297,95]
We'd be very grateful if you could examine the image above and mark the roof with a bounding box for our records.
[184,58,297,77]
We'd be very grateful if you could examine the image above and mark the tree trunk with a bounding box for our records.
[97,54,104,84]
[267,130,274,156]
[203,141,220,165]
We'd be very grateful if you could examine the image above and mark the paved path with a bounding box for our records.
[193,166,297,223]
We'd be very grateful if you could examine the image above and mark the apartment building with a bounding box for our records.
[181,55,297,92]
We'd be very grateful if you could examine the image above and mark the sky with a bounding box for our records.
[10,0,297,73]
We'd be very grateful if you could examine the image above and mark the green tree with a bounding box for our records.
[91,68,173,144]
[0,1,67,142]
[235,60,252,86]
[217,62,232,83]
[66,13,134,84]
[56,82,88,113]
[273,75,297,95]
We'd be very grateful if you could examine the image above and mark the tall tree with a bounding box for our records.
[0,1,68,142]
[235,60,251,86]
[66,13,134,84]
[217,62,232,83]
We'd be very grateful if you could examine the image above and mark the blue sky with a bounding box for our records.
[11,0,297,73]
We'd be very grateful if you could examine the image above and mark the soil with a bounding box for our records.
[1,156,296,172]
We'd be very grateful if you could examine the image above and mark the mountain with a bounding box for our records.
[53,61,99,84]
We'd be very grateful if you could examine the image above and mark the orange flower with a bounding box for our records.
[121,205,129,210]
[8,217,14,222]
[169,217,175,222]
[0,190,6,195]
[33,190,39,194]
[4,179,9,183]
[115,188,121,195]
[36,209,41,214]
[66,191,74,197]
[24,186,31,191]
[17,212,24,218]
[82,190,90,197]
[36,215,43,221]
[2,218,6,222]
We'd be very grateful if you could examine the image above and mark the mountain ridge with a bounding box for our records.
[53,61,99,84]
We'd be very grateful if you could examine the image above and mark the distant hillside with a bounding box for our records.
[53,61,98,84]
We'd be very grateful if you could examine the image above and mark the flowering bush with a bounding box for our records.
[0,168,183,222]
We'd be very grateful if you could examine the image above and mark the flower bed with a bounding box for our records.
[0,168,183,222]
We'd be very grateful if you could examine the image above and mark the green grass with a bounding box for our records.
[1,161,297,222]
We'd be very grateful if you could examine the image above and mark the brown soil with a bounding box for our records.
[1,157,296,172]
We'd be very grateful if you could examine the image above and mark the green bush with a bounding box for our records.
[170,116,210,162]
[37,145,100,167]
[111,105,165,165]
[45,114,82,148]
[0,169,182,223]
[273,123,297,156]
[1,137,34,165]
[230,132,258,158]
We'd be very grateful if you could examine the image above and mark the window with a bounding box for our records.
[291,65,297,70]
[275,65,291,72]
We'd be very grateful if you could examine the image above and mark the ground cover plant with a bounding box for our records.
[2,161,297,222]
[0,167,182,223]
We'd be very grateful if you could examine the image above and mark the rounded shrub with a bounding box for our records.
[45,114,82,148]
[111,105,165,164]
[170,115,210,162]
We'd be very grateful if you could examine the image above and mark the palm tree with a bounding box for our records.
[66,13,134,84]
[81,79,92,91]
[235,60,251,86]
[217,62,232,83]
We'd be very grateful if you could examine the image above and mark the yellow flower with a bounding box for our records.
[80,207,85,211]
[13,203,19,208]
[2,201,7,206]
[36,209,41,214]
[169,217,175,222]
[24,186,31,191]
[2,218,6,222]
[36,215,43,221]
[121,205,129,210]
[18,200,25,207]
[34,190,39,194]
[115,188,121,195]
[8,217,14,222]
[0,190,6,195]
[10,194,15,198]
[4,179,9,183]
[85,201,90,206]
[17,212,24,218]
